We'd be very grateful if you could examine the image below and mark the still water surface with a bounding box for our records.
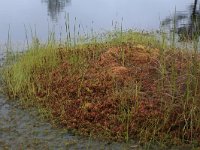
[0,0,197,44]
[0,0,199,149]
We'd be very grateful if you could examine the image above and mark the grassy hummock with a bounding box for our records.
[1,30,200,147]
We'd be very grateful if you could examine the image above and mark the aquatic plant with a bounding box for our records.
[1,29,200,148]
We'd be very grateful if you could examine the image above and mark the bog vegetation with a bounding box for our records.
[1,29,200,147]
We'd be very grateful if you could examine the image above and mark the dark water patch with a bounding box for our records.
[42,0,71,21]
[162,0,200,42]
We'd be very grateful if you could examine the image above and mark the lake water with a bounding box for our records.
[0,1,199,149]
[0,0,197,45]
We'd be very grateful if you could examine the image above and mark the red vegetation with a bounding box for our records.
[34,44,200,144]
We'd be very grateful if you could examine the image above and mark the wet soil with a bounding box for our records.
[0,95,137,150]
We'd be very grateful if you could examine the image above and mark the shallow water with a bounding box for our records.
[0,1,200,149]
[0,95,139,150]
[0,0,197,44]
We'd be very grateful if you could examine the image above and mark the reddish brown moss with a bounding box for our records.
[19,44,200,144]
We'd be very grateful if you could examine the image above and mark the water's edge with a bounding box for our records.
[0,94,138,149]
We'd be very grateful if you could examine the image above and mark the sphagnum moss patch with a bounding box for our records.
[2,31,200,147]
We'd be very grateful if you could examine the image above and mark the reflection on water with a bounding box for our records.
[42,0,71,21]
[162,0,200,41]
[0,0,197,43]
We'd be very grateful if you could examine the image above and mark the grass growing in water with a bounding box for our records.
[1,30,200,148]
